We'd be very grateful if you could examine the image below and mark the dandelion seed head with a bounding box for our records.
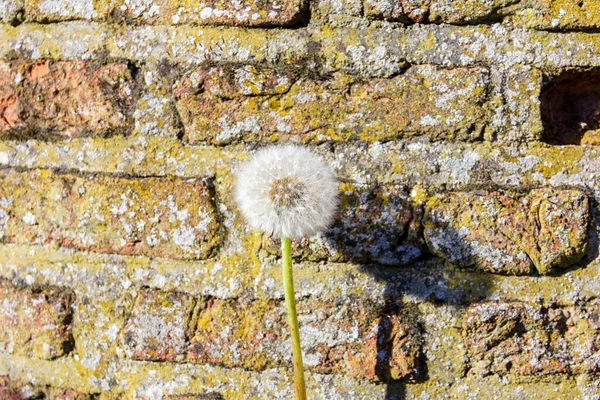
[235,144,339,239]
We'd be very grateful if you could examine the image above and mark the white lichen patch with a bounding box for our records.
[37,0,97,20]
[0,0,22,22]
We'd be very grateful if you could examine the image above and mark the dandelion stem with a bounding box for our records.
[282,237,307,400]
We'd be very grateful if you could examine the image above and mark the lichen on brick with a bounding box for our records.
[176,64,490,145]
[121,288,197,362]
[0,282,74,360]
[464,300,600,377]
[0,169,221,260]
[97,0,308,26]
[0,0,23,23]
[423,188,589,275]
[263,184,424,266]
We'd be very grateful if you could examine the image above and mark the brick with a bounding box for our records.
[511,0,600,30]
[176,64,490,145]
[93,0,308,26]
[0,376,93,400]
[312,0,362,21]
[121,289,197,362]
[0,376,42,400]
[24,0,96,21]
[423,189,589,275]
[501,65,543,142]
[363,0,430,22]
[263,184,424,266]
[187,297,422,381]
[0,0,23,23]
[122,290,423,381]
[0,60,134,139]
[428,0,516,24]
[464,301,600,377]
[365,0,600,29]
[364,0,405,21]
[0,283,73,360]
[164,395,223,400]
[365,0,516,23]
[133,61,182,138]
[0,169,220,260]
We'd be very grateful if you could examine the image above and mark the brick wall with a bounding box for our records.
[0,0,600,399]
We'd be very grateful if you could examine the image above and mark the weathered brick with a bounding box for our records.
[0,0,23,23]
[0,60,134,139]
[364,0,405,21]
[312,0,362,21]
[133,61,182,138]
[423,189,589,275]
[365,0,516,23]
[95,0,307,26]
[0,376,42,400]
[164,395,223,400]
[501,65,543,142]
[188,297,422,381]
[511,0,600,30]
[464,301,600,377]
[365,0,600,29]
[0,169,220,260]
[122,289,423,381]
[264,184,424,266]
[0,283,73,360]
[428,0,516,24]
[23,0,97,21]
[176,64,490,145]
[0,376,93,400]
[122,289,196,362]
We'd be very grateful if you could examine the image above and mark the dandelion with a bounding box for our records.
[235,144,338,400]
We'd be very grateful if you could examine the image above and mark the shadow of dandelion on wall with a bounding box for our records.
[270,183,595,399]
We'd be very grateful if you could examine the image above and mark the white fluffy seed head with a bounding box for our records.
[234,144,339,239]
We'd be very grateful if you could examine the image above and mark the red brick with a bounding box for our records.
[93,0,308,26]
[423,189,589,275]
[0,283,73,360]
[122,289,423,382]
[0,376,93,400]
[263,184,424,266]
[364,0,600,29]
[175,64,490,145]
[121,289,196,362]
[188,297,422,381]
[464,301,600,377]
[0,169,220,260]
[0,60,134,139]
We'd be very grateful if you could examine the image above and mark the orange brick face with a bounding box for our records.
[0,282,73,360]
[0,60,135,139]
[121,289,424,382]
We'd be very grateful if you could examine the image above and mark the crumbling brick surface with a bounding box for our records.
[175,65,490,145]
[122,289,424,382]
[0,282,73,360]
[424,189,589,275]
[0,60,135,139]
[464,301,600,377]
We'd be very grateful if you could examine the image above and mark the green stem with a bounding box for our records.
[282,237,307,400]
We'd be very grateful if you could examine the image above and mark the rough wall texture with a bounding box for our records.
[1,0,600,399]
